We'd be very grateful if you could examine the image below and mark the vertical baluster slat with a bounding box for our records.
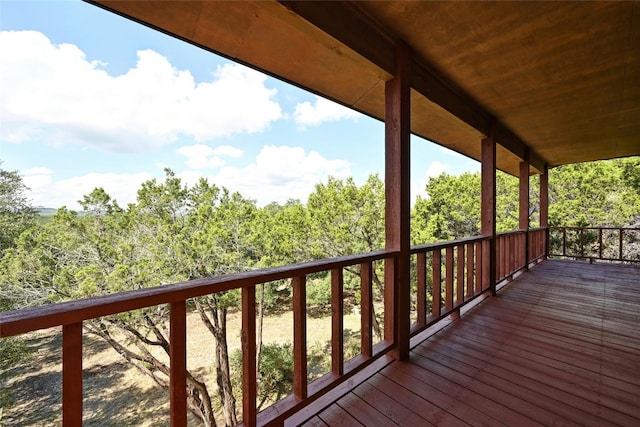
[465,242,474,299]
[293,275,307,398]
[360,261,373,358]
[445,247,454,311]
[619,228,624,261]
[456,245,465,306]
[475,240,483,294]
[483,240,491,291]
[599,228,603,260]
[331,268,344,376]
[170,301,187,427]
[416,252,427,327]
[432,250,441,318]
[63,322,83,427]
[242,287,257,427]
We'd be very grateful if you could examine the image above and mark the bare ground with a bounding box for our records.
[1,307,363,426]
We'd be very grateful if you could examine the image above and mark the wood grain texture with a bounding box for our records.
[291,260,640,426]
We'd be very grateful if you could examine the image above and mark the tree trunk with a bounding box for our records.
[212,306,238,426]
[187,374,217,427]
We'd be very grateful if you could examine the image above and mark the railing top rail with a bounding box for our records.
[0,249,398,338]
[410,234,490,254]
[409,228,546,254]
[550,226,640,231]
[496,229,528,237]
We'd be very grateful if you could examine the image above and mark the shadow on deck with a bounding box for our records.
[288,260,640,426]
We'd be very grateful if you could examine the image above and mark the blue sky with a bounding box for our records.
[0,0,480,210]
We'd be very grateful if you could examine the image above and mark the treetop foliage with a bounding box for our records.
[1,157,638,425]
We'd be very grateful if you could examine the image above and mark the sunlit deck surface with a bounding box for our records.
[289,260,640,426]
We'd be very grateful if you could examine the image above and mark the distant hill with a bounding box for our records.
[36,208,58,216]
[36,208,90,217]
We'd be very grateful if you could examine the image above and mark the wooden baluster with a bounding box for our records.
[475,241,483,294]
[496,236,502,280]
[599,228,603,260]
[293,276,307,398]
[170,301,187,427]
[432,250,441,318]
[456,245,465,308]
[465,243,474,299]
[331,269,344,376]
[242,287,257,427]
[63,322,83,427]
[484,240,491,291]
[445,247,454,312]
[562,227,567,257]
[416,252,427,327]
[619,228,624,261]
[360,262,373,358]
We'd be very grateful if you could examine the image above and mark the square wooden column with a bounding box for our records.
[519,159,530,230]
[540,166,549,258]
[384,41,411,361]
[481,131,497,296]
[539,166,549,228]
[519,158,530,270]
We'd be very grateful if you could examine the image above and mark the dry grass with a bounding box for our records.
[2,306,364,426]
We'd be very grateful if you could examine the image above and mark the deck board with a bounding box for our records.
[287,260,640,426]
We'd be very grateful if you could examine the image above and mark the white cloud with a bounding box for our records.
[180,145,351,205]
[412,161,450,202]
[0,30,282,151]
[293,96,360,127]
[425,161,449,178]
[23,146,349,209]
[177,144,243,169]
[23,168,152,210]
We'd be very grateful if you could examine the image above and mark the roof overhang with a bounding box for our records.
[89,1,640,176]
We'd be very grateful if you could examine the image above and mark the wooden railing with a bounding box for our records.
[549,226,640,263]
[0,250,398,427]
[409,228,546,337]
[0,227,550,426]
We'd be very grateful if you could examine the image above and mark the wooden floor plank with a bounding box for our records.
[365,375,470,427]
[336,393,394,426]
[318,403,363,427]
[352,381,435,426]
[381,364,507,426]
[286,261,640,426]
[300,416,328,427]
[419,346,611,427]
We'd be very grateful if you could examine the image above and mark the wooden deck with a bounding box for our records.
[290,260,640,426]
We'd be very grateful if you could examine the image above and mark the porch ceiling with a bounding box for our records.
[90,1,640,176]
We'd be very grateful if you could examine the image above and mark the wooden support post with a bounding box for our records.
[170,301,187,427]
[481,128,497,295]
[540,166,549,258]
[519,159,530,270]
[384,41,411,361]
[62,322,83,427]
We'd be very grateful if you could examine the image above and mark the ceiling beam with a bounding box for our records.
[280,0,547,173]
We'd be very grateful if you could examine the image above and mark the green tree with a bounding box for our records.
[0,171,263,427]
[307,174,386,338]
[0,165,37,419]
[0,165,37,254]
